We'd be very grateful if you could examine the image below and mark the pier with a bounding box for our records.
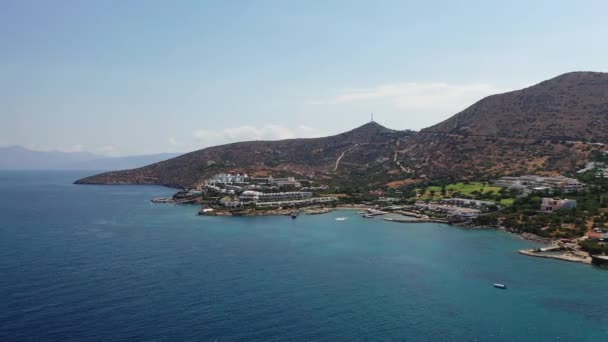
[591,255,608,267]
[151,197,174,203]
[383,217,449,224]
[518,249,591,264]
[151,197,200,204]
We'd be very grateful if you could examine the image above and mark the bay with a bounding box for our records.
[1,171,607,341]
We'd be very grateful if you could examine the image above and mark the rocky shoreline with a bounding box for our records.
[517,232,554,244]
[303,208,333,215]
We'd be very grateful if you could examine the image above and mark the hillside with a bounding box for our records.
[76,72,608,188]
[424,72,608,142]
[395,134,603,181]
[393,72,608,180]
[76,122,412,188]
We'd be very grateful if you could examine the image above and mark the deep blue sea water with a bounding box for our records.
[1,171,608,341]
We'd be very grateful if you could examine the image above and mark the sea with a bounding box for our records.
[1,171,607,341]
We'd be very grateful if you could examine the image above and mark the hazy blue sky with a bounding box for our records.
[2,0,607,156]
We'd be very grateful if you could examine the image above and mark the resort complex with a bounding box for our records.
[493,175,585,195]
[148,167,608,267]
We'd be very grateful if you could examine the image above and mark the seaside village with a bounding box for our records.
[152,169,608,267]
[156,172,585,218]
[154,173,339,216]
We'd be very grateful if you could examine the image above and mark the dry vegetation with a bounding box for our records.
[77,72,608,189]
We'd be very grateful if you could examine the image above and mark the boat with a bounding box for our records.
[362,214,375,218]
[291,211,298,219]
[493,283,507,289]
[335,217,347,221]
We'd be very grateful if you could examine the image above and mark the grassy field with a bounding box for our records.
[418,182,503,201]
[499,198,515,206]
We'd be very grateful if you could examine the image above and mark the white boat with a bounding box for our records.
[493,283,507,289]
[335,217,347,221]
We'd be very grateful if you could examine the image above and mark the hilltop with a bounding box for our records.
[76,72,608,188]
[76,121,411,188]
[424,72,608,141]
[394,72,608,180]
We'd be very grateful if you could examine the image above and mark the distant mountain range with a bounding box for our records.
[0,146,179,171]
[76,71,608,188]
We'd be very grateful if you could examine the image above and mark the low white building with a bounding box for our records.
[255,196,338,208]
[239,191,313,203]
[440,198,496,208]
[219,197,242,208]
[240,190,262,202]
[540,198,577,212]
[494,175,585,194]
[271,177,302,188]
[209,173,249,184]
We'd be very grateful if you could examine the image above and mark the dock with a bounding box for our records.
[394,210,428,219]
[591,255,608,267]
[518,249,591,264]
[151,197,175,203]
[383,217,449,224]
[152,197,200,204]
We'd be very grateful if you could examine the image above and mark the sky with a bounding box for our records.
[1,0,607,156]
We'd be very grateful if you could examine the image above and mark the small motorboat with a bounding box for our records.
[335,217,347,221]
[493,283,507,289]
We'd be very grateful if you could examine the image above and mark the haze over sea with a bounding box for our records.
[1,171,607,341]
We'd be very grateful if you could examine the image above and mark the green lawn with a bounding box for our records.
[499,198,515,206]
[418,182,503,201]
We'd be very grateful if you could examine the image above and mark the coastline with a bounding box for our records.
[383,217,450,224]
[518,249,592,264]
[334,205,369,210]
[200,208,295,217]
[199,204,372,217]
[197,205,554,243]
[195,201,599,268]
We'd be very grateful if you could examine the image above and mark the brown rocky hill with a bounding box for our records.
[423,72,608,142]
[394,134,603,182]
[77,72,608,188]
[393,72,608,181]
[76,122,411,188]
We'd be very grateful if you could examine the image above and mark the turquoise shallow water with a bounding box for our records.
[1,171,607,341]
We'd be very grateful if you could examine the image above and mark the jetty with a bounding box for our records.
[362,209,388,218]
[518,248,591,264]
[151,197,175,203]
[383,217,449,224]
[394,210,428,219]
[152,197,200,204]
[591,255,608,267]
